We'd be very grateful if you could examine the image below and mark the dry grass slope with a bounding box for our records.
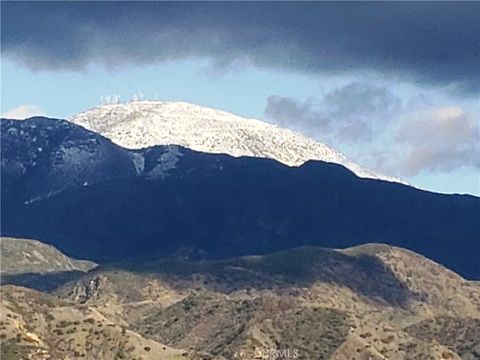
[2,242,479,359]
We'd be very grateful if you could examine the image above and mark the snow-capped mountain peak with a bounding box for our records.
[69,100,403,183]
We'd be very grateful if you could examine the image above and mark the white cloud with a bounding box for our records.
[395,107,479,176]
[1,104,46,119]
[265,82,479,180]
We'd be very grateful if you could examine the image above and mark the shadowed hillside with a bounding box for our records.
[2,117,479,279]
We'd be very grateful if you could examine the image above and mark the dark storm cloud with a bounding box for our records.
[2,2,479,93]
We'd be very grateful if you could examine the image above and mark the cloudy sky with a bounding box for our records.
[1,2,479,195]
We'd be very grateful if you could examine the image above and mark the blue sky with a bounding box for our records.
[2,58,323,120]
[1,2,479,196]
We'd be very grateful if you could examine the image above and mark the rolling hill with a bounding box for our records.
[2,243,479,359]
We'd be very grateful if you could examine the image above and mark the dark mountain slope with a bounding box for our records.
[1,117,479,279]
[1,117,136,205]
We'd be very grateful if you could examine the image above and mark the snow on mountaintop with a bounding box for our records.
[69,101,403,183]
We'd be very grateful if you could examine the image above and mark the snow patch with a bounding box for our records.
[58,146,91,168]
[146,145,182,180]
[131,153,145,175]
